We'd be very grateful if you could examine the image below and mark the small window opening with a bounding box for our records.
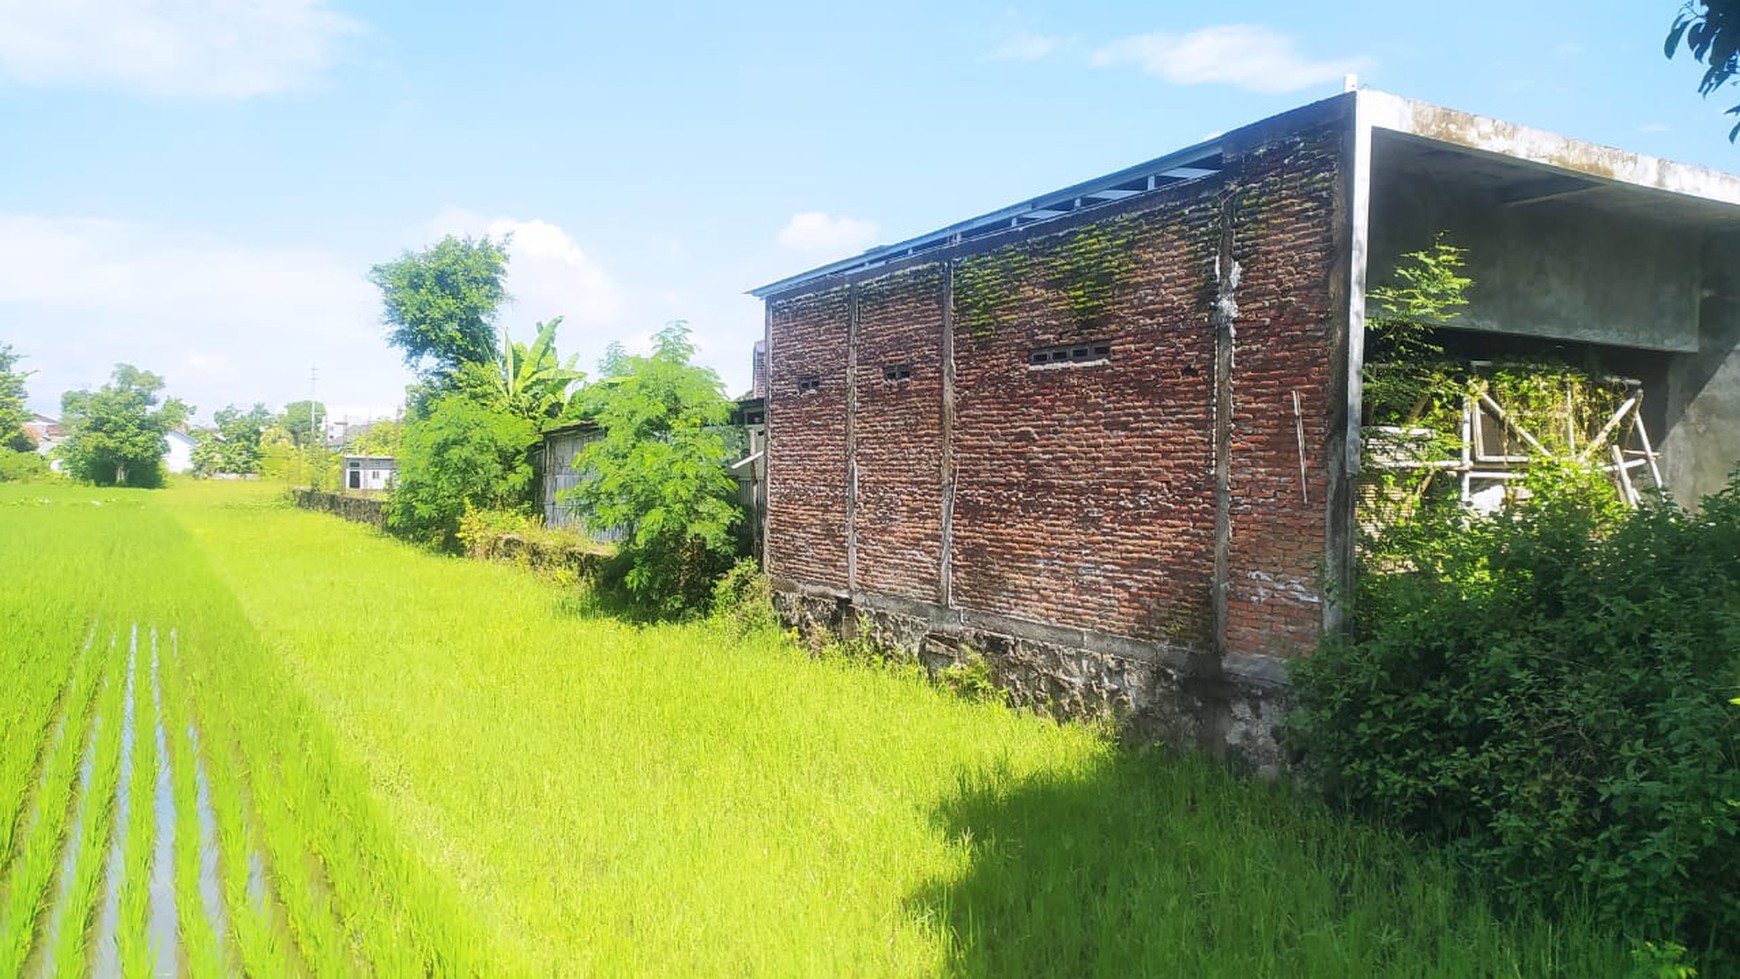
[883,364,911,383]
[1028,341,1112,368]
[797,377,821,395]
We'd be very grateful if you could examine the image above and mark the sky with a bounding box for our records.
[4,0,1738,425]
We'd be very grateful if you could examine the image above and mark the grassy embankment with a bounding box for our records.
[0,480,1632,975]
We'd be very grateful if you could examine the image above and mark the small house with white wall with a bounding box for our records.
[341,454,396,492]
[163,429,197,474]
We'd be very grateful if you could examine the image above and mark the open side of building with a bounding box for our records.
[750,89,1740,770]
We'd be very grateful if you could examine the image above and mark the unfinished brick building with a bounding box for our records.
[750,90,1740,768]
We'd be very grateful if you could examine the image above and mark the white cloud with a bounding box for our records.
[776,212,879,258]
[0,214,405,421]
[1091,25,1367,95]
[990,30,1060,62]
[0,0,362,97]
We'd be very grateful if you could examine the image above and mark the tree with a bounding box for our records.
[455,316,586,423]
[190,430,223,477]
[193,403,273,475]
[369,235,511,379]
[1667,1,1740,140]
[385,395,537,550]
[561,322,742,615]
[348,419,402,456]
[0,344,33,452]
[258,425,298,481]
[59,364,190,487]
[279,400,327,449]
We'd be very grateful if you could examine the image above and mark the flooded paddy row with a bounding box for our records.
[0,619,325,978]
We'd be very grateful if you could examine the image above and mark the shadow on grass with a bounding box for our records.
[909,747,1631,979]
[556,579,662,625]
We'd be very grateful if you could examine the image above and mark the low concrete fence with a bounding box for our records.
[291,489,386,529]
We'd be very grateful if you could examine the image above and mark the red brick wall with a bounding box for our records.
[766,286,850,590]
[853,267,946,602]
[949,206,1220,643]
[765,117,1346,661]
[1221,131,1343,658]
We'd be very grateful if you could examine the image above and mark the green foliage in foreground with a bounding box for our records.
[563,322,741,616]
[106,479,1630,975]
[1667,0,1740,140]
[454,316,586,423]
[1292,472,1740,966]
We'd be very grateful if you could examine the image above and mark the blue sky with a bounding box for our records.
[4,0,1736,424]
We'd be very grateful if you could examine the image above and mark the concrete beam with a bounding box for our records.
[1362,90,1740,207]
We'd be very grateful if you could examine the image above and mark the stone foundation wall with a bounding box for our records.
[773,586,1291,775]
[291,489,385,529]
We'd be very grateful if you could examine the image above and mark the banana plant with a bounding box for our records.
[460,317,586,423]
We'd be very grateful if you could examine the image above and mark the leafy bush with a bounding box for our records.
[709,557,778,637]
[0,448,49,483]
[560,323,742,617]
[938,649,1001,704]
[385,396,535,551]
[1290,472,1740,961]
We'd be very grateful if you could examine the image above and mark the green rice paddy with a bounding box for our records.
[0,481,1631,976]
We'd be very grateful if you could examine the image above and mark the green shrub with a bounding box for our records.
[0,449,49,483]
[385,395,536,551]
[560,323,741,617]
[938,649,1001,704]
[709,557,778,637]
[1290,472,1740,962]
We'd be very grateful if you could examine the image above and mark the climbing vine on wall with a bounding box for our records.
[952,248,1032,339]
[951,219,1137,337]
[1045,223,1138,324]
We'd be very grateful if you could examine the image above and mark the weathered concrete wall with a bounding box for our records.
[1368,140,1703,353]
[762,99,1351,766]
[1664,233,1740,503]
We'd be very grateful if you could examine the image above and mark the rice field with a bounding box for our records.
[0,481,1634,976]
[0,486,482,977]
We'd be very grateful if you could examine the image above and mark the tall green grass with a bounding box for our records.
[0,480,1641,974]
[162,480,1633,976]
